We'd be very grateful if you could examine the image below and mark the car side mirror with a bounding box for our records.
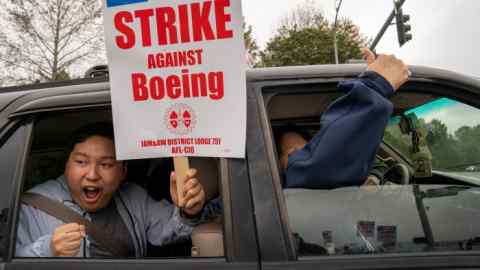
[399,113,418,134]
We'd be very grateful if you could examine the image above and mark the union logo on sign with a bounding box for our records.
[164,103,197,135]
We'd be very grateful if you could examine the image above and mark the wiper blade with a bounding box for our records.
[413,185,435,249]
[422,186,471,198]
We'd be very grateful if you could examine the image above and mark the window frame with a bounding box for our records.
[253,76,480,269]
[252,78,346,262]
[6,104,259,268]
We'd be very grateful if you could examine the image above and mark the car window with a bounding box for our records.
[15,109,224,259]
[384,98,480,182]
[267,91,480,258]
[0,123,28,260]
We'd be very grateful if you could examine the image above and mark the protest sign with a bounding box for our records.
[103,0,247,160]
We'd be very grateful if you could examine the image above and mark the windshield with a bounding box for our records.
[384,98,480,182]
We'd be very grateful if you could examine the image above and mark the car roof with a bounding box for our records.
[0,64,479,119]
[2,63,479,92]
[248,64,479,85]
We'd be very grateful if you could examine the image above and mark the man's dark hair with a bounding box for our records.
[66,122,115,155]
[273,123,312,155]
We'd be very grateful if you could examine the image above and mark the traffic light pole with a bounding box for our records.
[333,0,343,64]
[369,0,406,52]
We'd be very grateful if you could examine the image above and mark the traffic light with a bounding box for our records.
[394,0,412,47]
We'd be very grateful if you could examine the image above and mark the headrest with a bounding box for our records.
[191,218,224,257]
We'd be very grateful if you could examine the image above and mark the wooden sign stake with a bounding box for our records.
[173,156,189,207]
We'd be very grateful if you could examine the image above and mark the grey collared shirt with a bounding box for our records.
[16,176,201,257]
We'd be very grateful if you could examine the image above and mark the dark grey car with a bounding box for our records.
[0,64,480,270]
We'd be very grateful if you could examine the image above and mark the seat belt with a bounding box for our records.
[21,192,127,257]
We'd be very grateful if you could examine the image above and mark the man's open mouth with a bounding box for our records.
[82,186,102,203]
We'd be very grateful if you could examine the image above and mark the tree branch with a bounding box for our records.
[58,34,99,63]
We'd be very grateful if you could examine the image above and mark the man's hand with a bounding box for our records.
[170,168,206,217]
[362,48,409,91]
[50,223,85,257]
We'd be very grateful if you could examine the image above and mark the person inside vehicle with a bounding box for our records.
[277,48,408,189]
[16,122,209,257]
[276,124,389,187]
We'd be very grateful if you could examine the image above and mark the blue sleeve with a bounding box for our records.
[284,72,394,189]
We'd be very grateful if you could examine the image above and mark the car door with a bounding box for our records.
[0,81,259,270]
[247,65,480,270]
[0,120,31,270]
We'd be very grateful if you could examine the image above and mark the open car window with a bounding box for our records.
[16,109,224,259]
[266,88,480,258]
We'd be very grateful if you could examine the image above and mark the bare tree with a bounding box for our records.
[244,23,259,67]
[278,0,328,32]
[0,0,105,84]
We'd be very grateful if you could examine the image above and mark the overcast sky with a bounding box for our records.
[242,0,480,77]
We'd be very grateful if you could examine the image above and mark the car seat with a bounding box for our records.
[145,157,224,257]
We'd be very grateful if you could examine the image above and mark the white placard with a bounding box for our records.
[103,0,246,159]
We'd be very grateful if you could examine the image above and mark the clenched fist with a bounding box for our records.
[50,223,86,257]
[170,168,206,217]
